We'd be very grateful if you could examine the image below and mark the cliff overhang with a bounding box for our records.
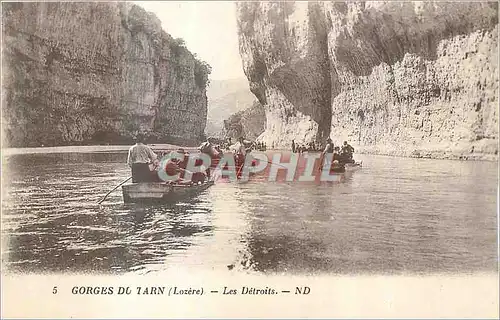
[236,2,498,160]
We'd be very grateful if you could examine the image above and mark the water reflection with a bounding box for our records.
[232,156,498,275]
[6,200,214,273]
[2,152,215,273]
[1,151,498,275]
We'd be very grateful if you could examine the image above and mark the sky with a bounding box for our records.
[135,1,246,80]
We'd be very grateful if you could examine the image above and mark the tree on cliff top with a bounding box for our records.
[194,59,212,89]
[169,37,211,89]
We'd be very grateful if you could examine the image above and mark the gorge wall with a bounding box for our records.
[236,2,498,159]
[3,2,210,147]
[224,101,266,140]
[205,78,256,138]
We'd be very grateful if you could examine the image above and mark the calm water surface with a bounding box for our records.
[1,151,498,275]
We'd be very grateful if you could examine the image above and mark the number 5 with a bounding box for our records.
[52,286,58,294]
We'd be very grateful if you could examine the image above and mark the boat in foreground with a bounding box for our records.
[122,181,214,203]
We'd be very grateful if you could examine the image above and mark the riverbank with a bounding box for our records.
[355,140,498,162]
[1,144,199,156]
[2,143,498,161]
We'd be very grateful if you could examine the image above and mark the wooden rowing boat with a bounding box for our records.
[122,181,214,203]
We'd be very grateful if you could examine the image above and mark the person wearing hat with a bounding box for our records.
[198,137,220,178]
[127,133,157,183]
[199,137,213,154]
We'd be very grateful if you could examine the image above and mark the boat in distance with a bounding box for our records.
[122,181,214,203]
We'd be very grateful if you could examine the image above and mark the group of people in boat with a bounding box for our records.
[214,137,266,153]
[291,138,355,161]
[320,138,355,173]
[322,139,355,163]
[127,134,255,184]
[127,132,357,183]
[253,141,267,151]
[127,134,204,184]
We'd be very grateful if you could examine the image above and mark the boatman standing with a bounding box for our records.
[127,133,158,183]
[234,136,253,155]
[199,137,220,178]
[322,138,334,154]
[319,138,335,173]
[231,136,253,175]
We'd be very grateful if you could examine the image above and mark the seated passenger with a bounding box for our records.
[192,168,207,184]
[331,160,345,173]
[176,148,189,176]
[160,152,191,184]
[340,141,355,163]
[165,158,181,177]
[333,146,341,162]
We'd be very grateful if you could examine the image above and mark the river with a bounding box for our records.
[1,150,497,275]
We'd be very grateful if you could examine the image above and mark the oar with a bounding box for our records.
[245,158,290,172]
[265,160,289,169]
[97,176,132,204]
[317,154,325,173]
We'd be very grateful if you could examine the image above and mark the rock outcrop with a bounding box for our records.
[206,78,256,138]
[2,2,210,147]
[237,2,498,160]
[223,101,266,140]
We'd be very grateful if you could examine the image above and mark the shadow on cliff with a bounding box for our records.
[237,2,334,142]
[327,2,499,78]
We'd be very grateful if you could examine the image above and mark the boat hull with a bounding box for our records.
[122,181,214,203]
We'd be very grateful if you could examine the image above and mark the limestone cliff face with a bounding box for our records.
[237,2,498,159]
[3,2,210,147]
[223,101,266,140]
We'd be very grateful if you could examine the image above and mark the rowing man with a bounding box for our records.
[233,136,253,155]
[199,137,220,177]
[127,133,158,183]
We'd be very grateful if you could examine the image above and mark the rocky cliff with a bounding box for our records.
[223,101,266,140]
[2,2,210,147]
[237,2,498,159]
[206,78,256,138]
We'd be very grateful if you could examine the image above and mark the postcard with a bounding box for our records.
[1,1,498,318]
